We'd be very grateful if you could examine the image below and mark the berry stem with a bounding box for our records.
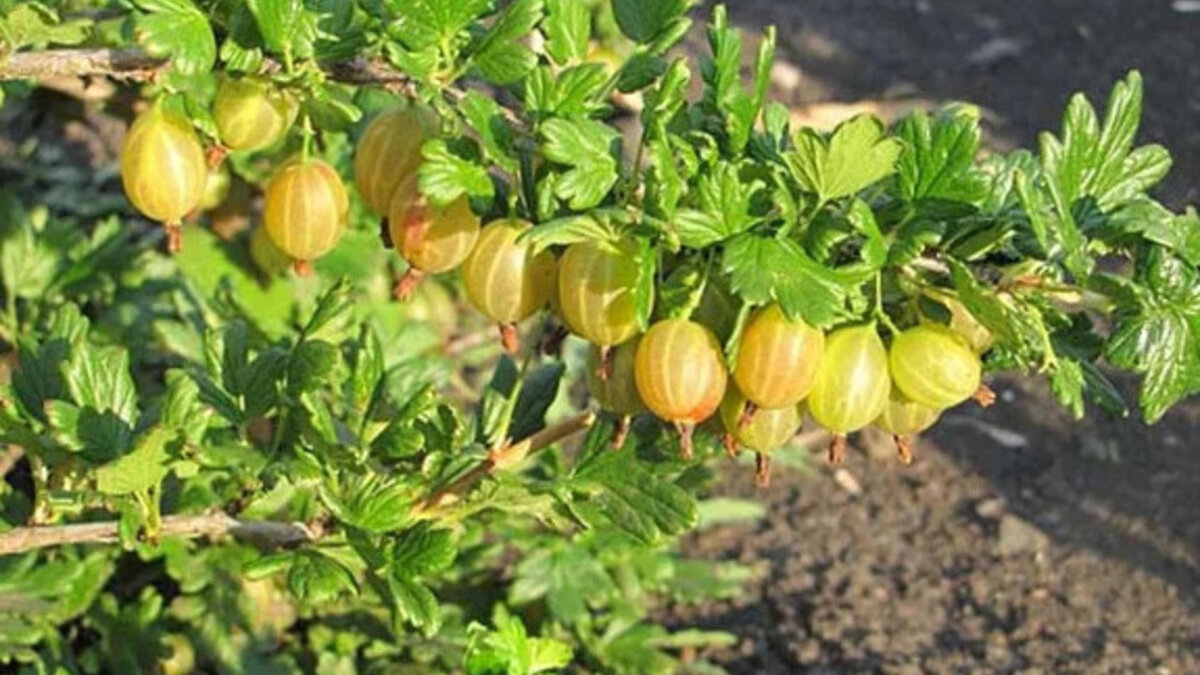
[611,415,631,450]
[973,383,997,407]
[393,268,424,301]
[293,259,313,277]
[828,434,847,465]
[737,401,759,431]
[675,421,696,460]
[597,344,614,381]
[894,434,914,465]
[722,432,739,458]
[498,322,520,356]
[754,452,771,488]
[165,221,183,254]
[205,145,227,169]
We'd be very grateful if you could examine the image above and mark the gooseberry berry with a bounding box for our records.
[460,219,556,354]
[719,386,801,486]
[634,318,728,458]
[120,103,206,252]
[873,387,942,465]
[558,238,643,358]
[923,288,993,353]
[586,337,644,449]
[262,158,349,275]
[889,324,982,410]
[199,163,231,212]
[733,304,824,410]
[213,76,297,153]
[354,105,439,216]
[806,324,890,464]
[388,174,480,299]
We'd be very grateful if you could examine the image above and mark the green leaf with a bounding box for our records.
[459,91,518,172]
[2,3,90,49]
[613,0,690,43]
[1104,249,1200,422]
[469,0,543,85]
[542,0,588,64]
[466,604,573,674]
[510,545,613,624]
[896,106,988,207]
[479,356,520,447]
[244,0,319,59]
[385,575,440,635]
[302,279,355,341]
[520,216,615,255]
[541,118,620,210]
[722,234,846,328]
[389,525,456,577]
[572,428,697,544]
[419,138,495,207]
[386,0,491,48]
[133,0,216,76]
[288,340,338,395]
[288,550,358,604]
[948,260,1049,365]
[784,115,902,204]
[321,475,414,533]
[95,427,174,495]
[510,362,564,440]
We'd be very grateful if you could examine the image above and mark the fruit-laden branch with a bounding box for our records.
[0,511,315,556]
[0,413,594,556]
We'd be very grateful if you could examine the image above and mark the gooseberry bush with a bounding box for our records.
[1,0,1199,672]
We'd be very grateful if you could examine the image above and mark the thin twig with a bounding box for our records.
[417,412,595,513]
[0,511,315,557]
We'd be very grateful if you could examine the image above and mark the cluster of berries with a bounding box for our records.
[120,91,992,484]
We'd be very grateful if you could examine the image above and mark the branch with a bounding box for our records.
[0,48,415,89]
[0,47,525,127]
[0,511,314,556]
[418,412,596,513]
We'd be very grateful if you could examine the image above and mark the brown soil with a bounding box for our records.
[675,2,1200,672]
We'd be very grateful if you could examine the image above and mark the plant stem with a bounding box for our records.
[874,272,902,337]
[416,412,595,515]
[0,512,316,556]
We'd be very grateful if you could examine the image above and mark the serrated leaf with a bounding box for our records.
[321,475,414,533]
[419,138,495,207]
[389,525,456,577]
[245,0,319,59]
[1104,249,1200,422]
[543,0,587,64]
[510,545,613,624]
[288,550,358,604]
[896,107,988,207]
[95,427,174,495]
[541,118,620,210]
[386,575,440,635]
[722,234,846,328]
[133,0,216,76]
[287,340,338,395]
[469,0,543,84]
[2,4,91,49]
[571,433,697,544]
[459,91,518,172]
[613,0,689,43]
[520,216,614,255]
[784,115,902,205]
